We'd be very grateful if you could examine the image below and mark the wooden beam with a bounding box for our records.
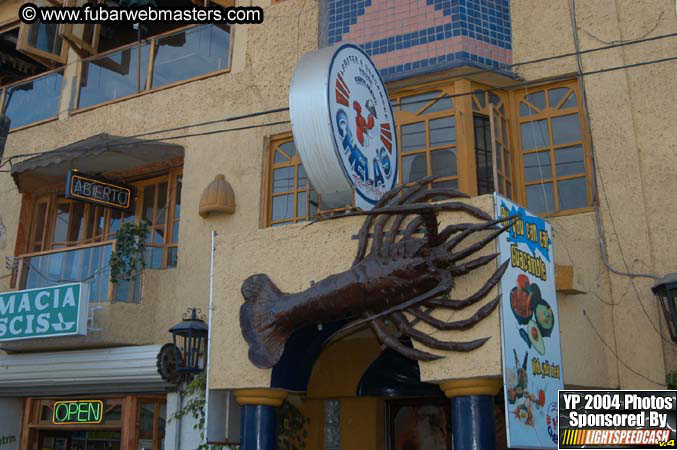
[453,79,478,196]
[121,395,137,450]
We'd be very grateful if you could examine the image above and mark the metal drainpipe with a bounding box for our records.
[203,230,217,447]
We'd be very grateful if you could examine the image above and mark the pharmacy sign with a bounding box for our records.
[0,283,88,341]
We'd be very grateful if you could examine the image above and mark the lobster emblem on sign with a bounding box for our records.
[240,178,516,368]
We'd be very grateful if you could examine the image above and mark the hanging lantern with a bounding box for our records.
[169,308,209,374]
[651,274,677,342]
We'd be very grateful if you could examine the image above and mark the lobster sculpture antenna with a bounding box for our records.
[240,176,515,368]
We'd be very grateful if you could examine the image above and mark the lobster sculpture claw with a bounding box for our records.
[240,177,515,369]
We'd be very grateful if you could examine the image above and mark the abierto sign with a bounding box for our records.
[0,283,88,341]
[66,170,134,211]
[289,43,398,210]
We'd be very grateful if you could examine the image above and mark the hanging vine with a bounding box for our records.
[110,220,150,283]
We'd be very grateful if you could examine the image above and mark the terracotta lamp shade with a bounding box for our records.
[199,174,236,218]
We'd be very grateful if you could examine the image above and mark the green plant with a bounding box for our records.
[276,400,310,450]
[110,220,150,283]
[666,369,677,390]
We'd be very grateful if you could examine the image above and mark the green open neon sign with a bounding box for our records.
[52,400,104,424]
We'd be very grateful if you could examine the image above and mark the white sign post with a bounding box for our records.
[495,194,564,449]
[289,43,398,210]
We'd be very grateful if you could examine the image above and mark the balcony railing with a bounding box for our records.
[13,241,141,303]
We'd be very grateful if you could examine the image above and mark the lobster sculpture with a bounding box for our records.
[240,176,514,369]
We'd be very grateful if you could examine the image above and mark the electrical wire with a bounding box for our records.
[583,309,666,387]
[568,0,672,347]
[3,31,677,169]
[4,52,677,174]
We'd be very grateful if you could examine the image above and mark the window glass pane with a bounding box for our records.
[504,149,511,175]
[298,165,308,188]
[496,142,502,170]
[430,149,457,178]
[474,116,489,150]
[143,186,156,223]
[523,151,552,182]
[555,145,586,177]
[26,22,63,55]
[175,175,182,219]
[297,191,307,218]
[109,210,124,237]
[489,93,501,106]
[561,91,577,109]
[520,120,549,150]
[78,43,150,109]
[429,117,456,147]
[474,90,486,108]
[309,190,318,217]
[401,122,426,152]
[168,247,178,267]
[526,183,555,213]
[138,402,154,440]
[272,194,294,221]
[525,91,546,110]
[558,177,588,210]
[401,91,440,113]
[152,25,230,88]
[552,113,582,145]
[424,96,453,114]
[402,153,427,183]
[32,202,48,251]
[519,102,539,116]
[278,142,295,159]
[53,203,70,243]
[4,71,64,129]
[274,150,289,163]
[501,117,508,146]
[506,180,512,199]
[156,182,168,225]
[88,206,104,240]
[146,246,163,269]
[67,203,86,242]
[152,226,165,244]
[432,180,458,190]
[273,167,295,193]
[548,87,569,108]
[324,400,340,450]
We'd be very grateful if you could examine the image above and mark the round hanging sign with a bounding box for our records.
[289,43,398,210]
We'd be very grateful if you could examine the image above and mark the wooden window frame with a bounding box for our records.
[16,0,71,65]
[509,79,594,217]
[73,23,233,113]
[265,133,313,227]
[391,85,462,192]
[20,395,166,450]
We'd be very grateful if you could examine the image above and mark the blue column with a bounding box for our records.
[240,404,276,450]
[451,395,496,450]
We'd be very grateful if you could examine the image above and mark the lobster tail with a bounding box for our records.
[240,274,290,369]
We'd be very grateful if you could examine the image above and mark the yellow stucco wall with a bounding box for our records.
[0,0,674,393]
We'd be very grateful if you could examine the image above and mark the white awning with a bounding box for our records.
[0,345,174,396]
